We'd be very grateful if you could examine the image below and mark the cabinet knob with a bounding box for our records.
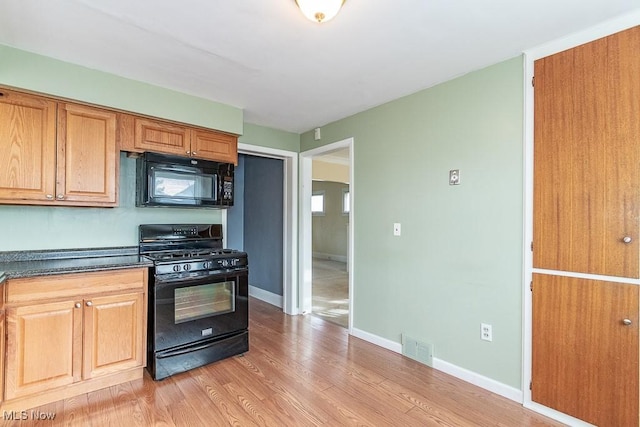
[191,151,197,155]
[75,303,81,309]
[57,194,64,200]
[623,236,632,244]
[46,194,54,200]
[186,150,191,155]
[86,301,93,307]
[623,318,632,326]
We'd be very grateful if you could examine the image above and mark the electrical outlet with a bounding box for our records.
[393,223,401,236]
[481,323,492,342]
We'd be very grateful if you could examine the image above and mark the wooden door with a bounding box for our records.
[533,26,640,278]
[57,103,117,205]
[532,274,639,426]
[5,300,82,400]
[133,117,190,156]
[191,129,238,164]
[83,292,144,379]
[0,90,56,202]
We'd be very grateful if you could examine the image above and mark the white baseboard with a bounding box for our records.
[313,252,347,263]
[432,358,522,403]
[350,328,522,403]
[351,328,403,353]
[249,285,283,308]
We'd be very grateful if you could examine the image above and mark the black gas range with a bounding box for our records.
[140,224,249,380]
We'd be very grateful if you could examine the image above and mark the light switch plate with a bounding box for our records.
[393,223,401,236]
[449,169,460,185]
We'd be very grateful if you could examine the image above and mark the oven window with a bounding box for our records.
[152,169,216,200]
[174,281,235,324]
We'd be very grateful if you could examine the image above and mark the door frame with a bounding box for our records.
[522,12,640,426]
[300,137,354,332]
[223,143,299,315]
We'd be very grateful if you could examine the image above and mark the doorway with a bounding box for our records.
[310,151,350,327]
[225,143,298,315]
[300,138,354,331]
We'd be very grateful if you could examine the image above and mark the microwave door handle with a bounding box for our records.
[154,165,199,174]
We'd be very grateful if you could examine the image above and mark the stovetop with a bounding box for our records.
[139,224,247,277]
[144,248,241,263]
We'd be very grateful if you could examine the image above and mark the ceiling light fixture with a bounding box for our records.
[295,0,345,23]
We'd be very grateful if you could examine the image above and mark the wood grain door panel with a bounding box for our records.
[83,292,144,379]
[191,129,238,164]
[532,274,639,427]
[533,26,640,278]
[5,300,82,400]
[134,117,190,156]
[0,90,56,201]
[57,103,117,205]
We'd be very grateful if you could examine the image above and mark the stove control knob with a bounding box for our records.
[202,261,210,269]
[222,259,229,267]
[183,264,191,271]
[173,265,181,272]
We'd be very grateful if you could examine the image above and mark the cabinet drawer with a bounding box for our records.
[6,268,146,305]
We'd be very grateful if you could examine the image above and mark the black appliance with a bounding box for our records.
[136,152,234,208]
[140,223,248,380]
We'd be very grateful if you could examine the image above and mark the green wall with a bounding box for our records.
[240,123,299,153]
[0,153,223,251]
[301,56,525,389]
[0,44,243,134]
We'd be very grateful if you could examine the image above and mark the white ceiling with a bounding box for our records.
[0,1,638,134]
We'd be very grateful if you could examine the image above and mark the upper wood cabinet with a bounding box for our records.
[533,26,640,278]
[120,114,238,164]
[0,91,57,201]
[57,103,117,205]
[0,90,118,207]
[129,116,190,156]
[191,128,238,164]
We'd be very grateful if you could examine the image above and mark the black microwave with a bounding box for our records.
[136,152,234,208]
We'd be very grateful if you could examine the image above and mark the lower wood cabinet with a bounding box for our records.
[1,268,147,410]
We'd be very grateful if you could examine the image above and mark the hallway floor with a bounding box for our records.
[312,258,349,327]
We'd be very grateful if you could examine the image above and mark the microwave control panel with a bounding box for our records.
[222,177,233,200]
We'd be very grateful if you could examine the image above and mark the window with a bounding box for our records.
[311,191,325,215]
[342,189,350,214]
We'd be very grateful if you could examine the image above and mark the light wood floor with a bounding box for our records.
[312,258,349,328]
[1,298,563,426]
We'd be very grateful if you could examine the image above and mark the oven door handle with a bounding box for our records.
[157,336,237,359]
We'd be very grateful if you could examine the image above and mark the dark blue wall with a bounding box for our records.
[231,155,284,296]
[226,155,245,251]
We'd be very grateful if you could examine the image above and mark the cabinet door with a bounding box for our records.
[533,26,640,278]
[134,117,190,156]
[0,90,56,202]
[191,129,238,164]
[57,103,118,205]
[83,292,144,379]
[532,274,639,427]
[5,300,82,400]
[0,310,4,403]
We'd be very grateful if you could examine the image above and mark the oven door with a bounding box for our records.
[151,269,248,352]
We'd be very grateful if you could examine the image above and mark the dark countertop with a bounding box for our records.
[0,246,153,279]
